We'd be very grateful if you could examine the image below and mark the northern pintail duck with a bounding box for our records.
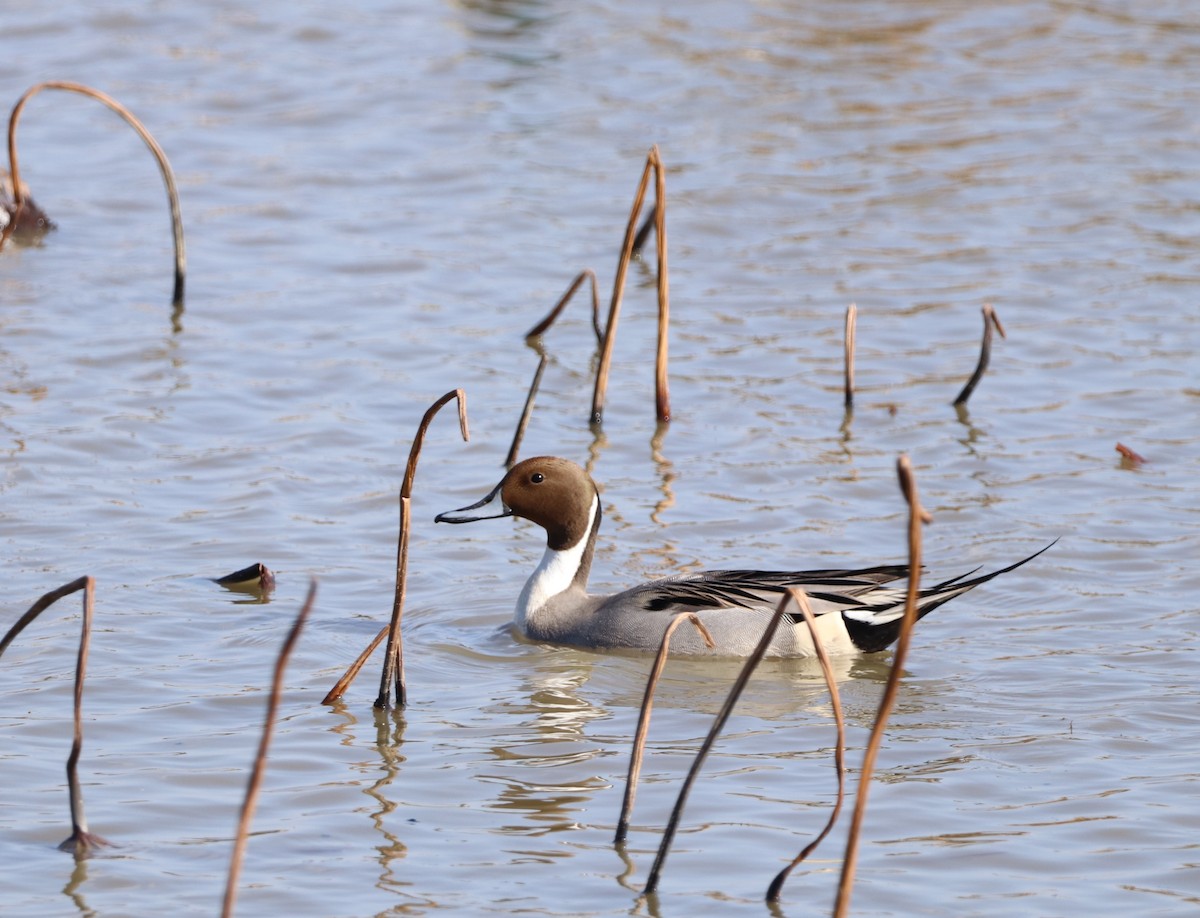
[436,456,1050,658]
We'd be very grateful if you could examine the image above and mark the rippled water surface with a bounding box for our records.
[3,1,1200,915]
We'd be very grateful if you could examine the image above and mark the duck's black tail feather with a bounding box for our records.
[841,539,1058,653]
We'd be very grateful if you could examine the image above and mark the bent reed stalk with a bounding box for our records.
[321,390,469,707]
[614,612,714,845]
[765,587,846,902]
[952,304,1005,407]
[832,456,929,917]
[6,81,187,305]
[0,576,111,855]
[642,591,794,896]
[591,144,671,427]
[221,580,317,918]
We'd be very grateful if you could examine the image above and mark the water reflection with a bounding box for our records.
[62,855,96,918]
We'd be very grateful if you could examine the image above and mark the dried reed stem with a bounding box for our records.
[375,389,469,710]
[221,580,317,918]
[765,587,846,902]
[7,81,187,305]
[0,577,110,854]
[591,145,671,426]
[952,304,1005,407]
[504,352,548,469]
[631,205,656,258]
[843,303,857,410]
[524,269,603,345]
[833,456,928,917]
[643,593,791,895]
[614,612,714,845]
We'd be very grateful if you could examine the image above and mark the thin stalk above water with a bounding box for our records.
[591,144,671,427]
[6,80,187,307]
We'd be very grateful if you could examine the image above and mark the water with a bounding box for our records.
[2,0,1200,914]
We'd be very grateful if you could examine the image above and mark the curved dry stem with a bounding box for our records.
[631,205,656,258]
[643,592,791,896]
[525,269,602,345]
[833,455,928,917]
[324,389,468,707]
[375,390,470,710]
[843,303,857,410]
[0,577,111,854]
[765,588,845,902]
[7,80,187,305]
[504,353,548,469]
[222,580,316,918]
[591,144,671,426]
[321,623,387,706]
[614,612,714,845]
[0,576,90,660]
[952,304,1005,407]
[58,577,112,856]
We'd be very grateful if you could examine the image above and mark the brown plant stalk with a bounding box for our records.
[952,304,1005,407]
[832,455,929,917]
[504,353,548,469]
[844,303,857,411]
[642,593,792,896]
[221,580,317,918]
[614,612,714,845]
[0,576,111,855]
[524,268,603,344]
[7,81,187,305]
[591,144,671,426]
[765,587,847,902]
[321,390,469,706]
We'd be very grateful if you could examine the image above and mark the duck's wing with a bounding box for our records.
[627,565,910,615]
[618,540,1056,648]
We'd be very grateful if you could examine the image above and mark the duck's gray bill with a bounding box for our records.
[434,481,512,524]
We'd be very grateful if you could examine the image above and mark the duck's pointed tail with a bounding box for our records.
[841,539,1058,653]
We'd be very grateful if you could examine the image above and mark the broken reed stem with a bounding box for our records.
[832,455,928,918]
[952,304,1006,407]
[765,588,846,902]
[321,623,387,706]
[375,389,469,710]
[504,352,548,469]
[524,269,603,345]
[630,205,656,259]
[591,144,671,426]
[221,580,317,918]
[0,576,90,659]
[7,81,187,305]
[322,389,469,707]
[642,593,791,896]
[59,576,110,855]
[843,303,857,410]
[615,612,714,845]
[0,577,110,854]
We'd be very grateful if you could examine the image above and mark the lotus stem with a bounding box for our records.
[615,612,713,845]
[765,587,845,901]
[952,304,1005,407]
[843,303,857,410]
[833,456,928,917]
[643,591,791,895]
[375,389,469,710]
[221,580,317,918]
[591,144,671,426]
[7,81,187,305]
[504,353,548,469]
[524,269,602,345]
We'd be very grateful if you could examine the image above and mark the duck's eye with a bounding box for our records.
[530,472,545,484]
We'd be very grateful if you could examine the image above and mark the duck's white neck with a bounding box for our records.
[515,494,598,634]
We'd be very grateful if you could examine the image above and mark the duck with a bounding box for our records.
[435,456,1052,658]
